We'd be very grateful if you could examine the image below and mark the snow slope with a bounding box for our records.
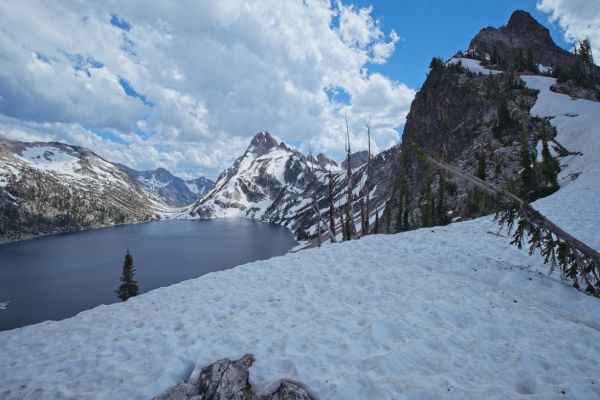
[447,57,502,75]
[1,78,599,400]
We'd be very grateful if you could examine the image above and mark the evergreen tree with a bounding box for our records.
[394,192,403,233]
[373,211,380,234]
[526,47,537,72]
[541,138,560,190]
[422,184,435,228]
[116,248,139,301]
[476,153,486,181]
[520,135,538,200]
[383,201,392,232]
[402,196,410,232]
[436,175,448,225]
[497,97,511,129]
[575,37,594,64]
[429,56,445,71]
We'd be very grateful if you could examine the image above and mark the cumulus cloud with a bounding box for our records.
[0,0,415,179]
[537,0,600,59]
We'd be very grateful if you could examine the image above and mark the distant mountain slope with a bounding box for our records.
[0,139,161,243]
[189,131,319,219]
[186,131,393,241]
[117,165,214,207]
[184,177,214,197]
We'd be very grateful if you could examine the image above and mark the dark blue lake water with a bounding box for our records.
[0,219,297,331]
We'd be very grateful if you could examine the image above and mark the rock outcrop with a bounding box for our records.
[471,11,582,72]
[340,150,369,170]
[154,354,312,400]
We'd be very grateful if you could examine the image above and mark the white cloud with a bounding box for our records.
[537,0,600,59]
[0,0,415,179]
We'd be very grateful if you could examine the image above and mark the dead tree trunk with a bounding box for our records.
[364,117,371,235]
[345,114,355,239]
[328,173,336,238]
[419,145,600,295]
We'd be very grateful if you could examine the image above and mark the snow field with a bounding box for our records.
[1,218,599,399]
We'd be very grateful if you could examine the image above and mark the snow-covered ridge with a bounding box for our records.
[186,132,341,222]
[117,165,215,207]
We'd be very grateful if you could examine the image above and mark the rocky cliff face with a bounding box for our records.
[469,10,600,79]
[118,164,214,207]
[0,139,160,243]
[341,150,369,170]
[379,10,591,231]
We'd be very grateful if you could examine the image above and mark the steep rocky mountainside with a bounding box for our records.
[0,139,161,243]
[341,150,369,169]
[184,177,215,197]
[117,164,214,207]
[469,10,599,97]
[188,131,321,220]
[376,10,596,232]
[186,131,396,241]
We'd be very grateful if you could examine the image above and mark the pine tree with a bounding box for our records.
[497,96,511,130]
[436,175,447,225]
[328,173,335,238]
[422,184,435,227]
[541,138,560,190]
[476,153,486,180]
[575,37,594,64]
[520,134,538,200]
[116,248,139,301]
[526,47,537,72]
[394,192,403,233]
[373,211,379,234]
[383,201,392,232]
[402,197,410,232]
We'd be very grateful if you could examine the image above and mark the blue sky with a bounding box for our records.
[359,0,571,88]
[0,0,596,179]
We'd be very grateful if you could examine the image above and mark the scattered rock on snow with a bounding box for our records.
[154,354,313,400]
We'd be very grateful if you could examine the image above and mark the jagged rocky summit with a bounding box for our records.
[469,10,600,77]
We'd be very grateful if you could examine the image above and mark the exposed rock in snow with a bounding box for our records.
[155,354,312,400]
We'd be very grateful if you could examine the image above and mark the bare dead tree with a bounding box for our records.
[364,117,372,235]
[360,199,366,236]
[344,113,356,239]
[328,172,336,238]
[306,140,336,245]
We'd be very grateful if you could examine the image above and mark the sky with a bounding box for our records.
[0,0,598,180]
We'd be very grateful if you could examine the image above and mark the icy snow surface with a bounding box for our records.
[1,77,599,400]
[17,146,82,177]
[447,58,502,75]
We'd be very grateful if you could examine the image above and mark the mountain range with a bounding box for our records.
[1,10,598,247]
[116,164,214,207]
